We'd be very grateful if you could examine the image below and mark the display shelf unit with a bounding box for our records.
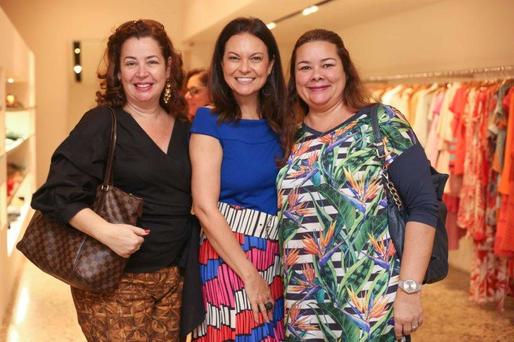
[0,8,36,326]
[3,81,35,245]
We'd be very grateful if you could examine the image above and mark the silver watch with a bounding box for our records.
[398,279,422,294]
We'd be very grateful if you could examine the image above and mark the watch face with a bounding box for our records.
[405,280,417,292]
[400,280,420,293]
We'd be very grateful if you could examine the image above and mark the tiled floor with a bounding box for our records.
[1,261,513,341]
[0,260,85,342]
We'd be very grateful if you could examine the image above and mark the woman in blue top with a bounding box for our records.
[190,17,295,341]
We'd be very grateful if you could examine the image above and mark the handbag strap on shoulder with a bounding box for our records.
[368,104,404,210]
[102,107,117,188]
[369,104,385,159]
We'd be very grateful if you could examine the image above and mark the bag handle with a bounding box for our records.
[368,104,405,211]
[102,107,117,188]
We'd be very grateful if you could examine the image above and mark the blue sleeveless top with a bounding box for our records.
[191,107,282,215]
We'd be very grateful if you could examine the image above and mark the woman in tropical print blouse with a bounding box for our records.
[277,29,439,341]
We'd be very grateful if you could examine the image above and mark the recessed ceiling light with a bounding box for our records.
[302,5,319,16]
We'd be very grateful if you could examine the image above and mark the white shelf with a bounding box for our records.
[0,9,37,326]
[5,107,35,113]
[5,135,31,154]
[6,173,29,206]
[7,202,32,256]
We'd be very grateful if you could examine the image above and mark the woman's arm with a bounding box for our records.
[32,107,149,258]
[393,222,435,339]
[190,133,273,322]
[388,143,439,339]
[69,208,149,258]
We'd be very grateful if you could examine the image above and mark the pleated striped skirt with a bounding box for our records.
[191,202,285,341]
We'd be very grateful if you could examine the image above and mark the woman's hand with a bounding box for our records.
[69,208,149,258]
[98,223,149,258]
[243,270,274,323]
[393,291,423,340]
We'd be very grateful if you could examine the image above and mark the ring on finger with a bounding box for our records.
[264,301,273,311]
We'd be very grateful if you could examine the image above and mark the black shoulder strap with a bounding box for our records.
[369,104,406,210]
[102,107,117,188]
[369,104,386,164]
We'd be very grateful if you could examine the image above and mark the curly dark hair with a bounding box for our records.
[96,19,186,118]
[209,17,296,164]
[288,29,370,117]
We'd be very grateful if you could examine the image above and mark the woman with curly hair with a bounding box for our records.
[31,19,202,341]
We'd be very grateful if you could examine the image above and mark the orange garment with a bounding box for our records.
[496,88,514,256]
[498,87,514,194]
[456,86,493,240]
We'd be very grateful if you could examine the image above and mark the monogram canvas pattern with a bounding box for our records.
[17,185,143,292]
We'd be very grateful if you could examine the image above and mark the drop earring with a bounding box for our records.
[163,80,172,104]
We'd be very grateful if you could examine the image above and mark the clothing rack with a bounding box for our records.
[363,65,514,83]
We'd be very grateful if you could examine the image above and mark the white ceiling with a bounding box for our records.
[184,0,445,45]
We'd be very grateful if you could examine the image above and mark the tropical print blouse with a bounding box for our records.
[277,105,417,341]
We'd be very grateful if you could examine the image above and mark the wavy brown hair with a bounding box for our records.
[96,19,186,119]
[209,17,296,165]
[288,29,370,117]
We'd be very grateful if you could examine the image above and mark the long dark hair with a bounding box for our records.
[288,29,370,117]
[209,17,295,163]
[96,19,186,119]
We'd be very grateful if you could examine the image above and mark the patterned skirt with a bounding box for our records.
[192,202,285,341]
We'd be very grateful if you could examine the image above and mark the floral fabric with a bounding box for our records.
[277,105,416,341]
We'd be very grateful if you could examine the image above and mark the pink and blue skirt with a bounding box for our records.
[192,202,284,341]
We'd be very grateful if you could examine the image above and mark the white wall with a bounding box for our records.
[337,0,514,77]
[183,0,254,39]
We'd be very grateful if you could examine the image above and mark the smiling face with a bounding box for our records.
[294,40,346,113]
[119,36,170,108]
[221,32,274,103]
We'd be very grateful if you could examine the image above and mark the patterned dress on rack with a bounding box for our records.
[191,107,285,341]
[277,105,418,341]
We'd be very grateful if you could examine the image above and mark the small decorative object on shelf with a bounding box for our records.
[7,196,25,229]
[6,94,15,106]
[7,163,26,199]
[5,94,24,108]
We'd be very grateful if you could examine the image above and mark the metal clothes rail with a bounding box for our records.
[363,65,514,83]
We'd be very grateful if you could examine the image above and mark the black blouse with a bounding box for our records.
[31,106,193,273]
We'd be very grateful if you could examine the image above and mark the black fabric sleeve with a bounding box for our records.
[387,143,439,228]
[31,106,112,224]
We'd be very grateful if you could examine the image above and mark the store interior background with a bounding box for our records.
[0,0,514,340]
